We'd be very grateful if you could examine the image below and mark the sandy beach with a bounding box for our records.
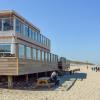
[0,66,100,100]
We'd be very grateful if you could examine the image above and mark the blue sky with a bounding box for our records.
[0,0,100,64]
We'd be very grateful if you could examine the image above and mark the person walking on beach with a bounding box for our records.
[87,66,88,69]
[91,67,93,71]
[96,67,97,72]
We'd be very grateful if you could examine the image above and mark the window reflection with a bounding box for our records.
[42,51,44,61]
[33,48,36,60]
[19,44,24,58]
[24,25,28,37]
[45,52,48,62]
[48,53,50,62]
[3,18,13,31]
[0,44,15,57]
[33,32,36,41]
[26,47,31,59]
[0,19,2,31]
[20,22,24,35]
[0,44,10,52]
[29,28,32,38]
[16,19,20,33]
[37,49,41,61]
[15,18,50,47]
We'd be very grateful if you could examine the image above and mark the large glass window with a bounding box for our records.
[42,51,44,61]
[44,37,47,46]
[24,25,29,37]
[37,49,41,61]
[48,53,50,62]
[56,55,58,62]
[29,28,32,38]
[43,36,44,45]
[32,48,36,60]
[48,39,49,47]
[3,18,13,31]
[37,33,40,42]
[16,19,26,36]
[52,54,55,62]
[0,44,10,52]
[48,40,50,47]
[47,39,49,47]
[41,35,43,44]
[45,52,48,62]
[40,34,41,44]
[41,35,43,45]
[0,19,2,31]
[33,31,36,41]
[15,18,49,48]
[35,32,38,41]
[37,33,39,42]
[19,44,25,58]
[28,27,30,37]
[53,54,55,62]
[16,19,20,33]
[50,53,52,62]
[32,31,34,40]
[0,44,16,57]
[46,38,48,46]
[26,47,31,59]
[44,37,46,46]
[51,54,53,62]
[54,55,56,62]
[20,22,24,35]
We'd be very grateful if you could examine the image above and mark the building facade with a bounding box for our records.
[0,10,58,87]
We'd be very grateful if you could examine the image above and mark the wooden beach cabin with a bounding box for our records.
[0,10,58,87]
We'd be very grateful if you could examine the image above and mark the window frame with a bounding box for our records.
[0,19,2,31]
[18,44,25,58]
[26,46,31,59]
[32,48,37,60]
[2,18,14,31]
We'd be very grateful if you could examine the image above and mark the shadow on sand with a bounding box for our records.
[0,72,87,91]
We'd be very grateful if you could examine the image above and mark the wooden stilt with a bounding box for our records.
[8,76,13,88]
[45,72,47,77]
[36,73,38,79]
[26,74,29,82]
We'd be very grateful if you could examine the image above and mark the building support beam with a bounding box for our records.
[8,76,13,88]
[36,73,38,79]
[45,72,47,77]
[26,74,29,82]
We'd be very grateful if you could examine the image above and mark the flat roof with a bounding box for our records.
[0,10,40,32]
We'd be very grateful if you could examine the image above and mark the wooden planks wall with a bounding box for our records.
[18,59,58,75]
[0,57,18,75]
[0,58,58,76]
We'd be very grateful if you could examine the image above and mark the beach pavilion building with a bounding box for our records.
[0,10,58,88]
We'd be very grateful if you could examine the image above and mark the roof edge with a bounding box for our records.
[0,10,40,32]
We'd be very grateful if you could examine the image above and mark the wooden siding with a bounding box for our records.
[18,59,58,75]
[0,57,17,75]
